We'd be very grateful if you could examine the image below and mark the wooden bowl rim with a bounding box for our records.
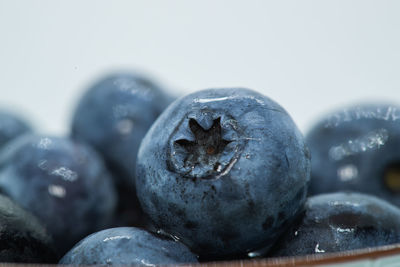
[191,243,400,266]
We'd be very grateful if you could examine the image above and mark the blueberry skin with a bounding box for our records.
[71,73,171,186]
[268,192,400,257]
[71,73,172,226]
[306,104,400,205]
[0,194,57,263]
[136,88,311,259]
[0,134,117,255]
[59,227,198,265]
[0,110,31,149]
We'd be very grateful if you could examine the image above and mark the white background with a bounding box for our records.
[1,0,399,135]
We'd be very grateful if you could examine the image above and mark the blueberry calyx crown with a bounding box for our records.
[168,113,243,179]
[175,118,231,166]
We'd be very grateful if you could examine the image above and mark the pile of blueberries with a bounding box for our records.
[1,72,400,264]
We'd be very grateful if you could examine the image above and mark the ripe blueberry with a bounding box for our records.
[71,73,172,226]
[306,104,400,206]
[269,192,400,256]
[0,134,117,255]
[59,227,198,265]
[136,88,310,259]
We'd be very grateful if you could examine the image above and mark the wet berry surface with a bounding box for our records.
[136,88,310,260]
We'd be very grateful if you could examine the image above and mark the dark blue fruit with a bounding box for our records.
[306,104,400,206]
[71,72,172,226]
[136,88,311,259]
[0,194,56,263]
[0,134,117,255]
[59,227,198,265]
[269,192,400,257]
[0,110,32,149]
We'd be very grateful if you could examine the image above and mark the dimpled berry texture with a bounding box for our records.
[0,194,56,263]
[306,104,400,205]
[269,192,400,257]
[71,73,172,226]
[60,227,198,265]
[136,88,311,259]
[0,110,32,149]
[0,134,117,255]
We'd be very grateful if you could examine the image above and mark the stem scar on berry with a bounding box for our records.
[175,117,231,172]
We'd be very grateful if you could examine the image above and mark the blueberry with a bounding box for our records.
[71,73,172,226]
[268,192,400,257]
[59,227,198,265]
[136,88,310,259]
[0,110,31,149]
[0,134,117,255]
[306,104,400,205]
[0,194,56,263]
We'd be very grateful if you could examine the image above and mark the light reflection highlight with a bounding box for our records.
[116,119,134,135]
[51,167,78,182]
[337,164,358,182]
[329,128,389,161]
[38,137,52,149]
[325,106,400,128]
[103,235,132,242]
[48,184,66,198]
